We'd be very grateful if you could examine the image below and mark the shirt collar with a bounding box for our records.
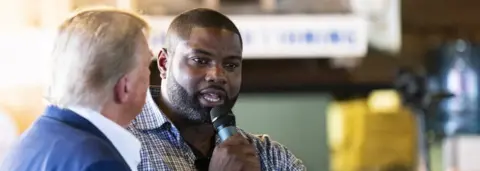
[131,86,240,145]
[68,106,141,171]
[130,86,171,130]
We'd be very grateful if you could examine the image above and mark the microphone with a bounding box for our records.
[210,105,237,142]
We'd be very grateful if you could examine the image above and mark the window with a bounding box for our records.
[71,0,117,10]
[218,0,263,14]
[136,0,203,15]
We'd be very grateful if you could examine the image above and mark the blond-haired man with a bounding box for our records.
[0,7,152,171]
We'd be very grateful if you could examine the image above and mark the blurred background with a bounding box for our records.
[2,0,480,171]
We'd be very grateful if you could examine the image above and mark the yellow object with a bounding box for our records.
[327,90,417,171]
[367,89,402,114]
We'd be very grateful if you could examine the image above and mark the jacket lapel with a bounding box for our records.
[41,105,130,169]
[43,105,110,142]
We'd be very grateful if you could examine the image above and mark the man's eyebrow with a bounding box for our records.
[225,56,242,61]
[189,49,242,60]
[190,49,213,56]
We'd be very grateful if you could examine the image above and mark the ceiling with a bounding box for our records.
[242,0,480,94]
[403,0,480,32]
[68,0,480,92]
[39,0,480,93]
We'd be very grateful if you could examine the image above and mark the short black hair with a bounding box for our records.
[149,59,162,85]
[164,8,242,55]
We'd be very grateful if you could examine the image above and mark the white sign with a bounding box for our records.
[351,0,401,53]
[443,136,480,171]
[146,15,368,59]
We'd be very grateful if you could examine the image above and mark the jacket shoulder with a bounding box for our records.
[1,118,125,171]
[84,160,131,171]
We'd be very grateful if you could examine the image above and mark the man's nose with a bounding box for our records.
[205,64,227,85]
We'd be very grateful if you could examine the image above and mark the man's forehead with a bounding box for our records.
[190,27,238,35]
[174,27,242,52]
[186,27,241,43]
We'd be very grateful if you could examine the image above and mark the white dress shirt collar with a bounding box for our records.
[68,106,141,171]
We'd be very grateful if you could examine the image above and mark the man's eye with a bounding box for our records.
[224,63,238,69]
[192,58,208,64]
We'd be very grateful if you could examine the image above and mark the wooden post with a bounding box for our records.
[116,0,136,10]
[260,0,276,13]
[203,0,219,10]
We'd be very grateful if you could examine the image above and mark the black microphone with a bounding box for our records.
[210,105,237,142]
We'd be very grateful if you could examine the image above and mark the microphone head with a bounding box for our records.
[210,105,231,122]
[210,105,236,129]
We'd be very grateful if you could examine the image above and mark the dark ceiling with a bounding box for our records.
[71,0,480,94]
[242,0,480,93]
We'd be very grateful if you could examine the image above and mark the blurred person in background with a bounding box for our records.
[0,7,152,171]
[127,8,306,171]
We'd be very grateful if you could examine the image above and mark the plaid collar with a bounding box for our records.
[130,86,171,130]
[131,86,236,145]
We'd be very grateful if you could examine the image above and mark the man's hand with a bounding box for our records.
[209,133,261,171]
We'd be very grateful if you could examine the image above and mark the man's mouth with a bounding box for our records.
[202,93,222,103]
[198,88,226,106]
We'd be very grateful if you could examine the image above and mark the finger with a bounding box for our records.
[244,154,260,163]
[244,156,261,170]
[220,144,256,160]
[239,145,257,156]
[241,159,261,171]
[220,133,249,146]
[235,133,251,145]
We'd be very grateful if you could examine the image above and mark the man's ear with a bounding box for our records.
[113,75,130,104]
[158,48,168,79]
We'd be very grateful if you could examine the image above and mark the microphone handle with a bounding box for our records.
[217,125,238,142]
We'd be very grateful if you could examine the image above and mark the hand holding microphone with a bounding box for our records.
[208,106,260,171]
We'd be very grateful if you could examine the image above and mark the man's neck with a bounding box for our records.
[100,104,130,127]
[156,93,215,156]
[177,123,215,156]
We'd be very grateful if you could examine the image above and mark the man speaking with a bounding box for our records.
[128,8,306,171]
[0,7,152,171]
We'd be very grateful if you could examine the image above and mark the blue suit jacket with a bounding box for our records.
[0,106,131,171]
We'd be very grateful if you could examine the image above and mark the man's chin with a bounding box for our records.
[187,110,212,124]
[186,117,212,125]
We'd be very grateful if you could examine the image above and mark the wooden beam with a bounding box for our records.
[203,0,220,10]
[116,0,134,9]
[260,0,276,13]
[241,59,351,90]
[403,0,480,27]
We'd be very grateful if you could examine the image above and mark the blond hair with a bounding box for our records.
[46,7,150,111]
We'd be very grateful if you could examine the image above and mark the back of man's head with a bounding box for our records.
[47,7,150,111]
[164,8,242,56]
